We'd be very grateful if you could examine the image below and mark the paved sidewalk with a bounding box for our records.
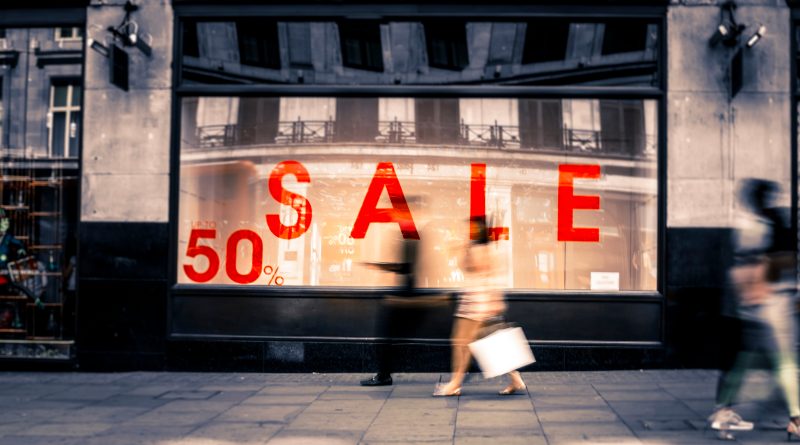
[0,370,794,444]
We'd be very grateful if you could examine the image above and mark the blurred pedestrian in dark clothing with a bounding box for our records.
[433,216,525,396]
[360,231,421,387]
[709,178,800,439]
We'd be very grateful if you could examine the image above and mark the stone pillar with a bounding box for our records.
[82,0,173,222]
[77,0,173,369]
[665,0,791,367]
[668,0,791,228]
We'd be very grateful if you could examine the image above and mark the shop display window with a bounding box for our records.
[177,15,661,293]
[178,96,657,291]
[0,26,81,359]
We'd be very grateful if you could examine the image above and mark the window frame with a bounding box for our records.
[791,15,800,288]
[54,26,83,42]
[423,20,470,71]
[48,79,81,158]
[338,21,385,72]
[169,6,667,303]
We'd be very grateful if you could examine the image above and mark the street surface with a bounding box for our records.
[0,370,793,444]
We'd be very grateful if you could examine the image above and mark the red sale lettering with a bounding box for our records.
[350,162,419,239]
[557,164,601,242]
[470,163,510,241]
[183,228,220,282]
[225,230,263,284]
[266,160,313,240]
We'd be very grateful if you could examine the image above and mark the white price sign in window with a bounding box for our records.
[590,272,620,291]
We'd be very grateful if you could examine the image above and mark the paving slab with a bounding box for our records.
[542,421,634,437]
[215,404,306,423]
[362,427,455,443]
[242,394,321,405]
[185,421,283,443]
[52,405,151,423]
[537,407,620,422]
[596,389,677,402]
[13,422,114,437]
[0,435,86,445]
[267,429,363,444]
[455,435,546,445]
[121,409,221,426]
[286,413,377,431]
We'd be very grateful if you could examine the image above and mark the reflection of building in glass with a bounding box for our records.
[182,19,657,86]
[0,25,82,359]
[186,97,657,159]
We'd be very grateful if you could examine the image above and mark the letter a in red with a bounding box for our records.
[557,164,601,242]
[351,162,419,239]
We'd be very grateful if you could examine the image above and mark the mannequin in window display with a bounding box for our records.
[0,208,27,283]
[0,208,28,330]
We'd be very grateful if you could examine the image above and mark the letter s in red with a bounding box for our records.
[266,160,312,240]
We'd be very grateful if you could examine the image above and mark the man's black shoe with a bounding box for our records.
[360,374,392,386]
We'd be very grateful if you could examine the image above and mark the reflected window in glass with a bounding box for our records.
[338,21,384,72]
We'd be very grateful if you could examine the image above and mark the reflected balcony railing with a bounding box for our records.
[191,120,656,159]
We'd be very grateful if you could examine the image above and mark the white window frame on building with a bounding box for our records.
[54,27,83,42]
[47,80,81,158]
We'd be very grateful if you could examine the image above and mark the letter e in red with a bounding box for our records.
[557,164,601,242]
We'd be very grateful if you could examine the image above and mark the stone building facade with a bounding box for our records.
[0,0,795,370]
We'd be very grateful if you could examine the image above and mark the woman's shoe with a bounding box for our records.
[787,418,800,441]
[498,384,527,396]
[432,384,461,397]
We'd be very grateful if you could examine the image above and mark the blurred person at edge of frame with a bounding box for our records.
[432,215,526,397]
[708,178,800,439]
[360,195,446,387]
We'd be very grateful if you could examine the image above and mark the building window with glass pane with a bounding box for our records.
[338,22,384,72]
[48,81,81,158]
[424,21,469,70]
[236,20,281,69]
[55,27,83,41]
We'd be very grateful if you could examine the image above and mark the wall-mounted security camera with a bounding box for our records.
[709,22,745,47]
[106,1,152,57]
[708,24,730,47]
[88,38,109,58]
[708,1,746,48]
[746,24,766,48]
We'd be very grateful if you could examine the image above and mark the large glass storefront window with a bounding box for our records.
[0,26,81,359]
[177,16,660,293]
[178,96,657,291]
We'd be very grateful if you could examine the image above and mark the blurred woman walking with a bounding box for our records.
[433,216,526,397]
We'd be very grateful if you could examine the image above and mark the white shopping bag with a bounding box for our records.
[468,326,535,379]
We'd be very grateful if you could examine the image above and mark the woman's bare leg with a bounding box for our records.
[441,317,481,392]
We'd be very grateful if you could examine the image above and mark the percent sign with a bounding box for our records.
[263,265,285,286]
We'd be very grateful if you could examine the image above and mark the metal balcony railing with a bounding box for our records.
[190,119,657,159]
